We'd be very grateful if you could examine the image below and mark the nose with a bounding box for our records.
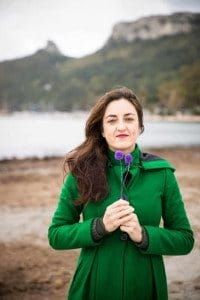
[117,120,126,131]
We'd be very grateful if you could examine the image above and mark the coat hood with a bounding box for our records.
[140,151,175,172]
[107,144,175,172]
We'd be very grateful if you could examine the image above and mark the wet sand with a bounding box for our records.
[0,147,200,299]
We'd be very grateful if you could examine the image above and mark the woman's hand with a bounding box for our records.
[120,212,143,243]
[102,199,134,233]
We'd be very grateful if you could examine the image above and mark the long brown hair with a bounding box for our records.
[63,87,144,205]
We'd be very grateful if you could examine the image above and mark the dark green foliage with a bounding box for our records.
[0,28,199,113]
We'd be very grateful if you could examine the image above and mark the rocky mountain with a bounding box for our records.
[0,12,199,113]
[105,12,200,45]
[35,40,64,56]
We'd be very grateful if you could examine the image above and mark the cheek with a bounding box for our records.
[129,124,140,134]
[105,129,114,139]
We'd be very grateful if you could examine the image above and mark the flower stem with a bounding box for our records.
[120,161,123,199]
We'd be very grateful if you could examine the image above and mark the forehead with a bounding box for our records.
[104,98,137,117]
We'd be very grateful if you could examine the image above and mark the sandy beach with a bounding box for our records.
[0,146,199,299]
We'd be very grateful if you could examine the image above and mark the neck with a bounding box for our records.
[110,144,136,154]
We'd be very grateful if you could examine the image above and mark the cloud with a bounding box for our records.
[165,0,200,12]
[0,0,199,61]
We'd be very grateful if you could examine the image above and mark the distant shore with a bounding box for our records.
[144,113,200,122]
[0,110,200,122]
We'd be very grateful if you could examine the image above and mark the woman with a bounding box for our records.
[48,87,194,300]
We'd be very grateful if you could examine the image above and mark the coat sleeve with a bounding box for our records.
[48,172,102,250]
[140,168,194,256]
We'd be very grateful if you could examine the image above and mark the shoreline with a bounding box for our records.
[0,144,200,163]
[0,110,200,122]
[144,113,200,122]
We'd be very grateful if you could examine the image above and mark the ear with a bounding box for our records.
[102,131,105,138]
[139,126,143,135]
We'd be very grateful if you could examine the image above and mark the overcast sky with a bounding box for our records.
[0,0,200,62]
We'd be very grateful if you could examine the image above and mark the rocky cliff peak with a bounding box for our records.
[43,40,62,55]
[106,12,200,45]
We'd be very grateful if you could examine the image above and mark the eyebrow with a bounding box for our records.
[105,113,136,119]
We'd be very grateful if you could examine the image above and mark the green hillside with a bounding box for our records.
[0,16,200,114]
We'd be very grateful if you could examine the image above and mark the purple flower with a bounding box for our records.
[124,153,133,165]
[114,150,124,161]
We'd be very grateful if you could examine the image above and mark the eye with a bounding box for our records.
[107,119,116,123]
[125,118,134,122]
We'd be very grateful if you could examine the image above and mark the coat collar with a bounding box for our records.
[106,143,175,171]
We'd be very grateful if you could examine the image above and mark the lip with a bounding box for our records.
[116,134,129,138]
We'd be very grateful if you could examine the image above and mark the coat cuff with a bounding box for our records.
[134,226,149,250]
[91,217,110,242]
[82,218,103,246]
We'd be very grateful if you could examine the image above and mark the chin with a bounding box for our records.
[114,144,133,152]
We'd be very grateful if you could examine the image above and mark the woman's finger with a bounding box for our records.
[110,199,130,208]
[112,204,134,214]
[114,206,134,219]
[118,213,134,224]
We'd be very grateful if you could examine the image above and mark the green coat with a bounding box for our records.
[48,144,194,300]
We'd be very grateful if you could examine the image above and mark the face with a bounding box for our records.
[102,98,141,154]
